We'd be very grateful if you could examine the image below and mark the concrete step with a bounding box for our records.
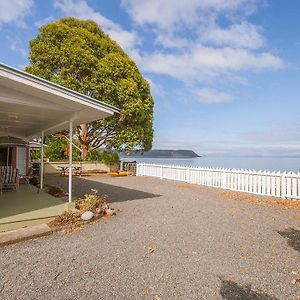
[0,224,52,247]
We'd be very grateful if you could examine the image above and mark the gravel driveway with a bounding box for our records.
[1,175,299,300]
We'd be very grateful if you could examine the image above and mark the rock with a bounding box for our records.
[95,207,103,214]
[102,203,109,210]
[105,208,116,216]
[81,211,94,221]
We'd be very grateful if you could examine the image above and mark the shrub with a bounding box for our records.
[87,149,120,163]
[29,176,39,186]
[48,211,81,227]
[100,151,120,164]
[75,193,107,214]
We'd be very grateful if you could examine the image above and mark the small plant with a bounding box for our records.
[29,176,39,186]
[47,185,65,197]
[48,211,81,227]
[75,189,108,214]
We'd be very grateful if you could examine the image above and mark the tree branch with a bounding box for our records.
[57,134,82,152]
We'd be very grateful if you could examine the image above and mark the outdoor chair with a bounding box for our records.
[19,166,32,185]
[0,166,20,195]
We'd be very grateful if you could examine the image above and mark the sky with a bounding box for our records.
[0,0,300,157]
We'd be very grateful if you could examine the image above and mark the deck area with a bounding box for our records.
[0,185,66,232]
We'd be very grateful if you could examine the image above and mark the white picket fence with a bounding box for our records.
[136,163,300,200]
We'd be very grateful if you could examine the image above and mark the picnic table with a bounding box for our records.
[58,166,82,176]
[58,166,68,176]
[74,166,82,176]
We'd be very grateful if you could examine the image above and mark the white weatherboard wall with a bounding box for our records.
[136,163,300,200]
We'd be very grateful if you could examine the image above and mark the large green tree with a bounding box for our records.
[26,17,153,158]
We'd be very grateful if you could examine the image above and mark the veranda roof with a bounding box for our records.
[0,63,119,140]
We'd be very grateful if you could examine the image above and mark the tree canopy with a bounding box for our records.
[26,17,153,158]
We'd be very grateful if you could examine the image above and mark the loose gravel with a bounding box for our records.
[0,175,299,300]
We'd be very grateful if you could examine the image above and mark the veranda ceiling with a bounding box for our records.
[0,63,118,140]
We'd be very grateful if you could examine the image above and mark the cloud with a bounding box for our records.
[138,45,283,82]
[154,32,190,49]
[54,0,140,53]
[194,88,233,104]
[122,0,258,30]
[53,0,283,88]
[144,77,164,96]
[34,16,55,28]
[9,39,27,57]
[199,22,264,49]
[120,0,283,86]
[0,0,33,26]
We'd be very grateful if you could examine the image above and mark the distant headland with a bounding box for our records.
[121,149,200,158]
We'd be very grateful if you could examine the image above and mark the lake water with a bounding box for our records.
[122,157,300,173]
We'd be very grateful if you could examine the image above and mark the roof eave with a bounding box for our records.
[0,63,120,114]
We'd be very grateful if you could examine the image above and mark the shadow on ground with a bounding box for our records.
[46,176,161,203]
[278,228,300,252]
[219,277,278,300]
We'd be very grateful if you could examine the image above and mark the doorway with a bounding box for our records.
[0,146,13,167]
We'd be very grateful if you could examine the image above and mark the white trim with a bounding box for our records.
[40,132,44,190]
[68,121,73,203]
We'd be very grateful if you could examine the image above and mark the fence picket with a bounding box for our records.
[136,163,300,200]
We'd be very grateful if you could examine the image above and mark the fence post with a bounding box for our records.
[136,163,140,176]
[186,166,190,183]
[160,165,163,179]
[281,172,286,199]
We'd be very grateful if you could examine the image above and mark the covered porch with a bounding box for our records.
[0,63,118,231]
[0,185,67,232]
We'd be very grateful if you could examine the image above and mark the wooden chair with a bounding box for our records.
[0,166,19,195]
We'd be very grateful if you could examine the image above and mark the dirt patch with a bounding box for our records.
[176,183,196,190]
[176,183,300,211]
[217,190,300,211]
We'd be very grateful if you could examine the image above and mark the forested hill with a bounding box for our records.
[121,150,200,158]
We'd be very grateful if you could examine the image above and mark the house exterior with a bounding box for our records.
[0,63,119,200]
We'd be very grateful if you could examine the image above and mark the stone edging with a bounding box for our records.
[0,212,112,247]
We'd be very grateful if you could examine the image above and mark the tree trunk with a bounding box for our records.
[81,144,89,159]
[79,123,89,159]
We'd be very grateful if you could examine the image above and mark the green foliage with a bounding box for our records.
[43,134,119,162]
[44,136,82,161]
[30,150,41,161]
[87,150,119,163]
[26,17,154,155]
[44,136,68,161]
[29,176,39,186]
[100,151,119,164]
[75,194,107,214]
